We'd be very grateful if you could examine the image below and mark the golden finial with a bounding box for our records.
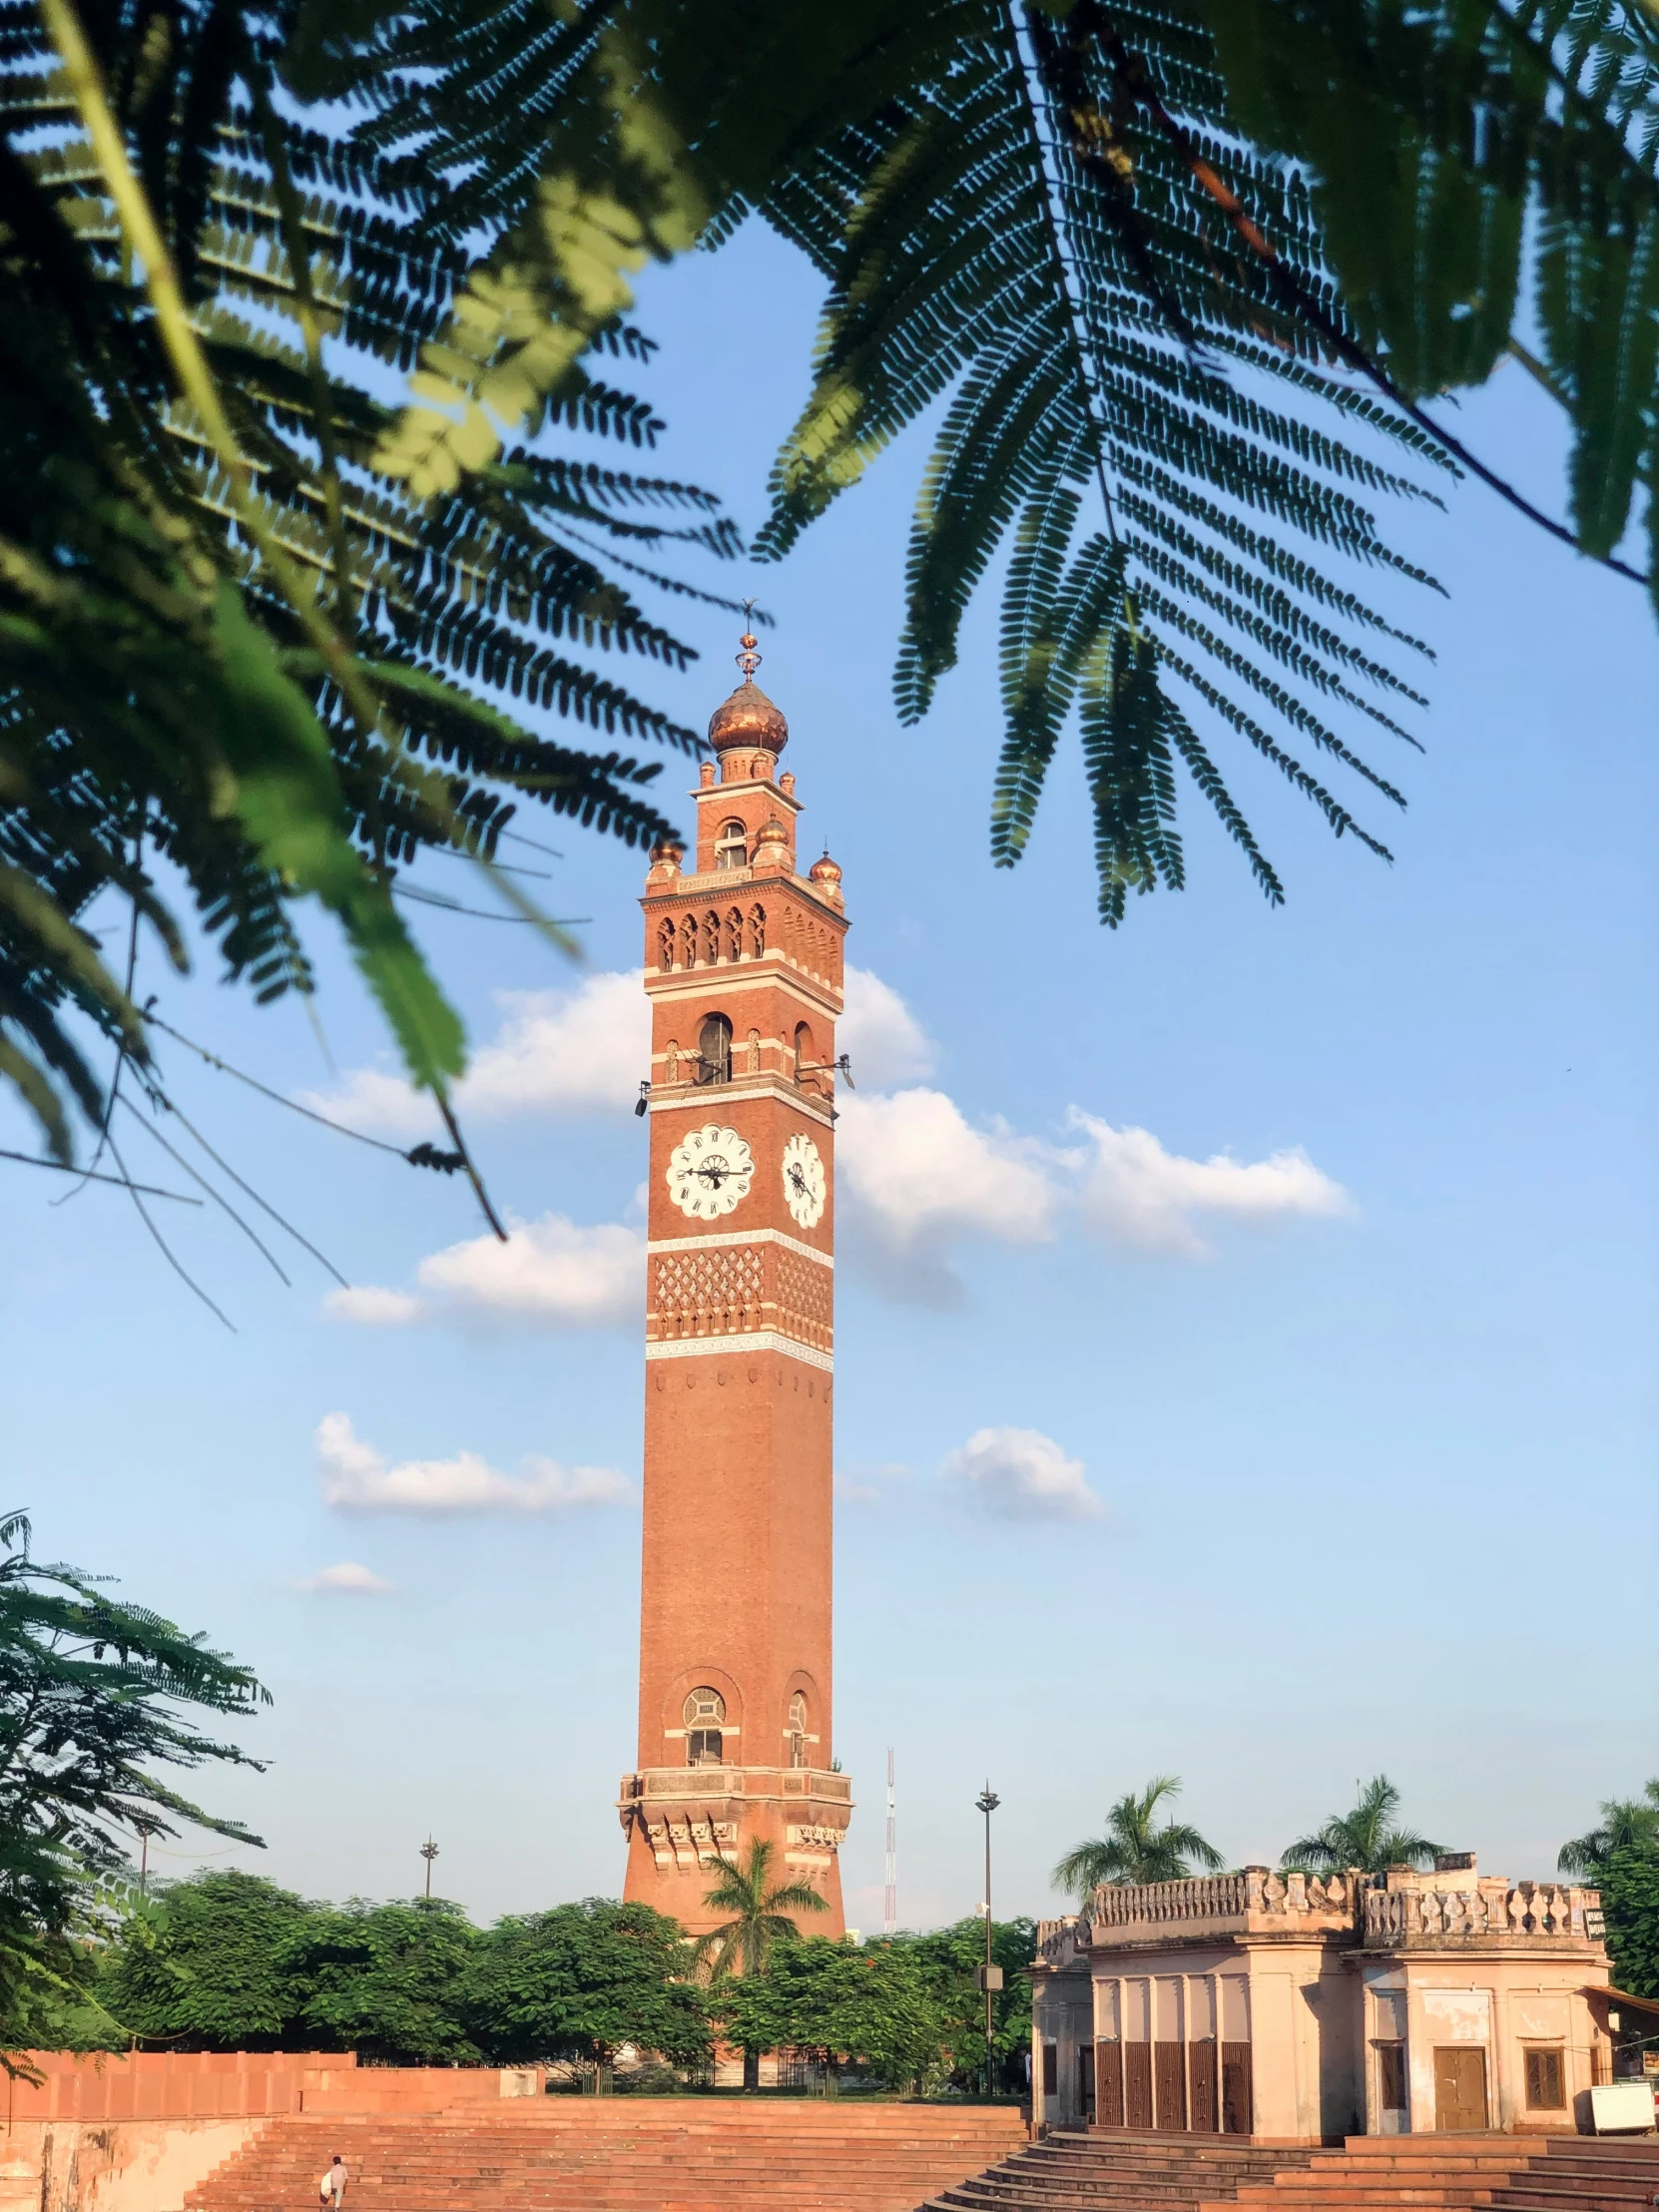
[736,598,762,681]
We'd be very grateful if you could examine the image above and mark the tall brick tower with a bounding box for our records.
[618,632,852,1936]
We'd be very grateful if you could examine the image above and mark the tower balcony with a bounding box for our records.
[617,1765,853,1875]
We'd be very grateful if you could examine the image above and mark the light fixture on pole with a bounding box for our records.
[974,1785,1002,2097]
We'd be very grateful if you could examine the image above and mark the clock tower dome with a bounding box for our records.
[618,633,852,1935]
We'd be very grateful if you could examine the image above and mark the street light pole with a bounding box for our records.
[975,1785,1001,2097]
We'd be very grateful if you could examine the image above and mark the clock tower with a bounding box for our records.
[618,633,852,1936]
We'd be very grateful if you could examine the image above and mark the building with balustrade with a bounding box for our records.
[1032,1857,1610,2142]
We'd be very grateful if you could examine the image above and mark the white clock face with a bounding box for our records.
[782,1132,827,1229]
[668,1124,754,1220]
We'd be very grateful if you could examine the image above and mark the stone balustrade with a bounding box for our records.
[1362,1879,1600,1944]
[1087,1866,1359,1932]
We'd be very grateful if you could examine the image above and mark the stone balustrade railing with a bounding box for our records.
[1362,1881,1599,1943]
[1037,1917,1079,1961]
[1088,1867,1358,1929]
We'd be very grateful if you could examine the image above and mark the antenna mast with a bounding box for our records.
[884,1748,897,1935]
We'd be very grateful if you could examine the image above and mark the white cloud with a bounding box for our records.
[327,1215,643,1333]
[315,1413,634,1515]
[839,967,935,1087]
[1066,1111,1354,1256]
[302,970,648,1133]
[940,1426,1104,1523]
[295,1561,395,1594]
[836,1088,1053,1251]
[324,1286,425,1326]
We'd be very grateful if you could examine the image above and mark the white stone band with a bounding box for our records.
[648,1227,831,1269]
[646,1332,833,1376]
[648,1081,835,1130]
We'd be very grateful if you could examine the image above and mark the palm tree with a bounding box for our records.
[695,1839,828,2090]
[1052,1777,1224,1902]
[1281,1777,1444,1877]
[1558,1782,1659,1878]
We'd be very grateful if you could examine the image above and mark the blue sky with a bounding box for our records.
[8,220,1657,1936]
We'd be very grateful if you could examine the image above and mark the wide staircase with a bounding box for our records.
[184,2099,1029,2212]
[917,2129,1659,2212]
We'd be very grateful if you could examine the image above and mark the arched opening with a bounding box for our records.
[794,1021,816,1085]
[724,905,743,961]
[748,904,767,958]
[679,915,698,968]
[714,820,747,870]
[788,1691,809,1770]
[684,1687,726,1767]
[698,1013,732,1085]
[657,918,675,971]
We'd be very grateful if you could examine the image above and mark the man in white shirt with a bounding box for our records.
[318,2154,347,2206]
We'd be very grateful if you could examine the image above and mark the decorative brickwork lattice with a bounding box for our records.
[653,1247,766,1338]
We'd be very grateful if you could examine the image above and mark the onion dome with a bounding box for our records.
[648,836,685,876]
[753,818,791,871]
[809,849,843,906]
[708,631,789,756]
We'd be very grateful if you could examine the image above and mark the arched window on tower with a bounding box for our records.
[724,905,743,961]
[684,1687,726,1767]
[698,1013,732,1085]
[657,918,676,972]
[794,1021,816,1086]
[702,909,721,967]
[714,820,747,870]
[679,914,698,969]
[788,1691,809,1770]
[748,904,767,958]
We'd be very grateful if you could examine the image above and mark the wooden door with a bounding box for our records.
[1154,2041,1187,2130]
[1124,2041,1154,2130]
[1221,2042,1252,2135]
[1096,2042,1124,2129]
[1433,2047,1488,2132]
[1079,2044,1096,2125]
[1189,2039,1218,2132]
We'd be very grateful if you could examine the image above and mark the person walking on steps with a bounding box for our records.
[318,2154,347,2207]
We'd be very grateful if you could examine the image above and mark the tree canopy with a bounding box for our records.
[461,1899,708,2068]
[1052,1776,1223,1899]
[0,1511,266,2062]
[1280,1774,1444,1876]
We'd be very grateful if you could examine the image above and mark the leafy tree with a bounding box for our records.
[695,1840,828,2090]
[0,1509,266,2061]
[97,1871,310,2050]
[883,1917,1037,2095]
[1601,1844,1659,2004]
[346,0,1447,933]
[1053,1776,1223,1900]
[463,1899,708,2070]
[1280,1775,1443,1876]
[1559,1781,1659,1877]
[715,1936,949,2091]
[0,0,732,1162]
[287,1898,482,2065]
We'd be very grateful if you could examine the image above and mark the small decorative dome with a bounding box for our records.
[708,631,788,756]
[753,818,791,873]
[649,836,685,875]
[809,851,841,887]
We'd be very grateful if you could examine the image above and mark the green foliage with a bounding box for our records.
[97,1872,309,2050]
[1280,1773,1444,1876]
[462,1899,708,2066]
[1601,1843,1659,2003]
[693,1839,829,1983]
[714,1936,946,2089]
[332,0,1445,927]
[1053,1775,1224,1900]
[0,1510,266,2064]
[1205,1,1659,597]
[0,0,735,1156]
[884,1917,1037,2092]
[1559,1779,1659,1877]
[284,1898,483,2066]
